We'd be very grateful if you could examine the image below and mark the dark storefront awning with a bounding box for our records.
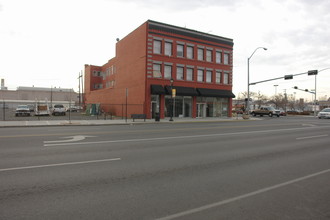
[165,86,199,96]
[197,88,236,98]
[151,85,166,94]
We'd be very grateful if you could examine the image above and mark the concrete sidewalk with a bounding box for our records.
[0,116,256,127]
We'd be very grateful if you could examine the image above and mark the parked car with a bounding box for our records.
[318,108,330,119]
[15,105,31,116]
[279,109,287,116]
[67,106,78,112]
[52,104,66,116]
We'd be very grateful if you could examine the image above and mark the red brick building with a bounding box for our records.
[84,20,235,119]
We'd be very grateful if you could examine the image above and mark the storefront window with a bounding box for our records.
[165,96,192,118]
[196,97,229,117]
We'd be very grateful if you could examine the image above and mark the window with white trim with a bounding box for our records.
[177,44,184,57]
[224,72,229,84]
[198,48,204,61]
[153,63,162,78]
[187,46,194,59]
[216,51,222,64]
[186,68,193,81]
[206,50,212,62]
[165,42,172,56]
[216,71,221,84]
[176,66,184,80]
[206,70,212,83]
[164,65,172,79]
[197,69,204,82]
[153,40,162,54]
[224,53,230,65]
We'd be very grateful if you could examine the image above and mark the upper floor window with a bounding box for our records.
[153,63,162,78]
[206,70,212,83]
[186,68,193,81]
[93,70,103,77]
[216,51,222,64]
[216,71,221,84]
[93,83,103,89]
[153,40,162,54]
[197,69,204,82]
[187,46,194,59]
[164,65,172,79]
[176,66,184,80]
[224,53,230,65]
[177,44,184,57]
[206,50,212,62]
[224,72,229,84]
[165,42,172,56]
[197,48,204,61]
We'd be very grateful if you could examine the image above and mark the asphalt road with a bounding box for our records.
[1,116,330,220]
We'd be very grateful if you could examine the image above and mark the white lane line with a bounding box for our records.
[0,158,121,172]
[156,168,330,220]
[44,126,327,147]
[296,134,328,140]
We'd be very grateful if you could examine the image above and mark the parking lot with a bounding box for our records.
[0,108,118,121]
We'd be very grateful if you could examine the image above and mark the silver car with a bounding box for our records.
[318,108,330,119]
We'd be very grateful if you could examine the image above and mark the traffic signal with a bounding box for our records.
[308,70,318,75]
[284,75,293,80]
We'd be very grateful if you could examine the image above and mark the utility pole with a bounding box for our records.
[284,89,287,112]
[78,72,82,107]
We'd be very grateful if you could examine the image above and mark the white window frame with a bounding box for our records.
[216,71,221,84]
[177,44,184,57]
[164,65,172,79]
[187,46,194,59]
[153,63,162,78]
[153,40,162,54]
[165,42,172,56]
[206,50,212,62]
[197,69,204,82]
[224,72,229,84]
[176,66,184,80]
[206,70,212,83]
[198,48,204,61]
[216,51,222,64]
[186,68,193,81]
[224,53,230,65]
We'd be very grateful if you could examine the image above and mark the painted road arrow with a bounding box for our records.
[44,135,96,144]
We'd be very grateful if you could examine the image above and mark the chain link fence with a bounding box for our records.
[0,101,144,121]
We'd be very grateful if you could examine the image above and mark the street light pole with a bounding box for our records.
[247,47,267,114]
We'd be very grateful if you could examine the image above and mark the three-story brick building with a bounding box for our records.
[84,20,235,119]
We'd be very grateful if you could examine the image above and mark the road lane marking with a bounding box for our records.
[156,168,330,220]
[2,123,327,139]
[302,124,316,127]
[0,158,121,172]
[296,134,328,140]
[44,126,327,147]
[44,135,96,143]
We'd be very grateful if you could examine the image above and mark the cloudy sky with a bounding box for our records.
[0,0,329,101]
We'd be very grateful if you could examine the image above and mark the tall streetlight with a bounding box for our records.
[274,85,278,96]
[247,47,267,113]
[274,85,278,108]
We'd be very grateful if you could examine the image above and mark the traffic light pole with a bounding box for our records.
[249,72,307,86]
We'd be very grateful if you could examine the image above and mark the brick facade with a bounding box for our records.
[84,20,235,119]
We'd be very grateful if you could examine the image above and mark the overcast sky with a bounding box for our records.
[1,0,329,101]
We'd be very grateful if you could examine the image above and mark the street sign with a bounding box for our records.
[172,89,176,98]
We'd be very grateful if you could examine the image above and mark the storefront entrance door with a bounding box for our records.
[197,103,206,118]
